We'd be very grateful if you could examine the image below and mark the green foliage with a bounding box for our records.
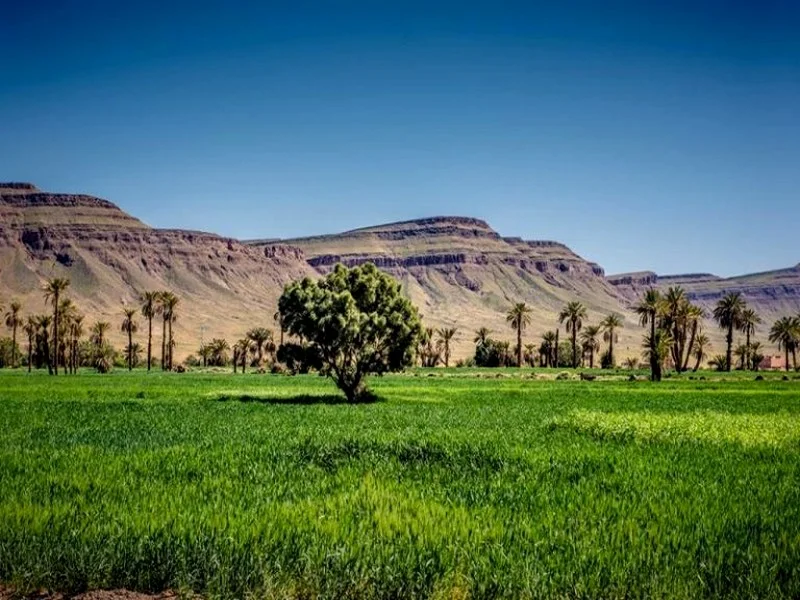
[0,338,20,368]
[279,263,422,401]
[276,342,323,374]
[1,371,800,598]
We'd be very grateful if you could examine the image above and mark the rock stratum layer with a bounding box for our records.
[1,183,798,361]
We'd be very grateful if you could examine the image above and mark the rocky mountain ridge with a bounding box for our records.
[2,182,798,360]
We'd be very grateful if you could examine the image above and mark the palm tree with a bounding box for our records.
[523,343,537,367]
[437,328,457,368]
[209,338,230,366]
[740,308,761,370]
[540,331,557,368]
[236,337,251,373]
[91,321,110,348]
[713,292,746,372]
[159,291,179,370]
[69,314,84,374]
[273,311,285,346]
[198,343,213,368]
[23,316,37,373]
[769,316,800,372]
[635,289,663,381]
[247,327,273,366]
[140,291,159,371]
[473,327,492,348]
[43,277,70,375]
[641,328,672,380]
[750,341,764,372]
[691,333,710,372]
[3,300,22,367]
[622,357,639,370]
[733,343,748,370]
[57,299,77,372]
[599,314,623,369]
[580,325,601,369]
[559,301,587,368]
[121,307,138,371]
[708,354,727,371]
[36,315,53,374]
[506,303,532,367]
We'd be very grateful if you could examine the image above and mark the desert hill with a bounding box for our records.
[250,217,644,358]
[2,182,798,363]
[0,183,315,360]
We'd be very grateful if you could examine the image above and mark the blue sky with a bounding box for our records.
[1,1,798,276]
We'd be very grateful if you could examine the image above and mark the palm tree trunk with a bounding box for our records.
[608,330,614,369]
[554,329,559,368]
[168,319,174,370]
[793,346,798,372]
[53,296,59,376]
[517,327,522,368]
[786,347,791,372]
[147,316,152,371]
[725,323,733,372]
[161,317,167,370]
[128,329,133,371]
[745,329,751,371]
[683,322,697,371]
[27,337,33,373]
[693,352,701,372]
[571,323,578,368]
[11,324,17,368]
[650,317,657,381]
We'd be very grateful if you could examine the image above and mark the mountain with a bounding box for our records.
[0,183,315,359]
[249,216,638,358]
[2,182,798,363]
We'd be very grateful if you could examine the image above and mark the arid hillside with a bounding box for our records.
[250,217,644,358]
[2,182,798,363]
[0,183,315,359]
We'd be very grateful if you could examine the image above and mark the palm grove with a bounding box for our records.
[2,266,800,396]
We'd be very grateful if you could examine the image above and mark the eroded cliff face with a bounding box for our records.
[249,217,629,355]
[607,265,800,329]
[0,184,314,358]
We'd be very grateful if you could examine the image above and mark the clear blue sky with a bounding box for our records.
[1,1,797,277]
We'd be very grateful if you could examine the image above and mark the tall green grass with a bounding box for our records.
[0,370,799,598]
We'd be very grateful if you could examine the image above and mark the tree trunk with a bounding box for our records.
[11,324,17,368]
[53,295,59,376]
[650,317,657,382]
[793,346,798,372]
[168,319,174,370]
[683,321,698,371]
[233,349,238,373]
[786,347,791,372]
[554,330,559,368]
[608,331,614,369]
[128,329,133,371]
[571,323,578,368]
[693,353,701,372]
[161,317,167,370]
[745,329,751,371]
[725,323,733,372]
[27,336,33,373]
[147,316,152,372]
[589,348,594,369]
[517,327,522,368]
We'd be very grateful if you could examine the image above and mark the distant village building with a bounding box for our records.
[759,355,786,370]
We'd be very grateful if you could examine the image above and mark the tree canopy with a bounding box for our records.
[278,263,422,402]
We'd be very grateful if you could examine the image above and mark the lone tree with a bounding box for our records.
[278,263,422,402]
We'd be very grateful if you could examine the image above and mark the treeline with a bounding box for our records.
[2,272,799,379]
[0,281,182,373]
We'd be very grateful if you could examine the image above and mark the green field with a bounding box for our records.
[1,369,800,599]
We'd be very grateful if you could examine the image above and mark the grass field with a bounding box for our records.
[1,369,799,599]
